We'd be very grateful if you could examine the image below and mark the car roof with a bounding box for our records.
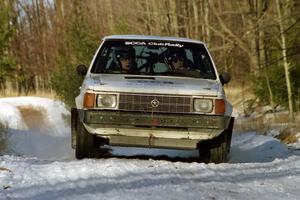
[103,35,204,44]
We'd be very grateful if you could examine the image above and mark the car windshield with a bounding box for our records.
[91,40,217,79]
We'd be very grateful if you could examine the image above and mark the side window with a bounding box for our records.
[193,51,208,74]
[103,48,113,71]
[92,47,111,73]
[185,49,193,63]
[201,54,213,73]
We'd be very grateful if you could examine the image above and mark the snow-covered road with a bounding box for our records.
[0,97,300,200]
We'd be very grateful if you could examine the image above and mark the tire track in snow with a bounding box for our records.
[1,156,300,200]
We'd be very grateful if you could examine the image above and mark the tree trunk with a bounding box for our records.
[145,0,153,35]
[204,0,210,46]
[192,0,199,39]
[257,0,274,107]
[261,35,274,108]
[276,0,294,121]
[169,0,179,36]
[106,0,114,32]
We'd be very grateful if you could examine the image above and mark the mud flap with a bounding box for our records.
[71,108,78,149]
[226,117,234,153]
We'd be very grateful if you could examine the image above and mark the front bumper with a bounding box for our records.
[80,110,231,149]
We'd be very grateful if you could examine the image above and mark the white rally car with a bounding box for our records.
[71,35,234,163]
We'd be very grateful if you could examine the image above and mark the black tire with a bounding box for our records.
[198,117,234,163]
[75,117,95,159]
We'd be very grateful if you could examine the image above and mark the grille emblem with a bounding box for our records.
[151,98,160,108]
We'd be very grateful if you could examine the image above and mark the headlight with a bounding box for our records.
[193,99,213,113]
[97,94,117,108]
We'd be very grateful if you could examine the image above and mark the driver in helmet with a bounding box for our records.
[110,46,138,74]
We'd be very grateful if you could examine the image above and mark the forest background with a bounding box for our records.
[0,0,299,123]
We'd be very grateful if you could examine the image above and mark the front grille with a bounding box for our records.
[119,93,192,113]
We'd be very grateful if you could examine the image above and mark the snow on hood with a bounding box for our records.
[85,74,221,96]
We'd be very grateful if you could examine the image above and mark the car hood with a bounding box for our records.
[84,74,221,96]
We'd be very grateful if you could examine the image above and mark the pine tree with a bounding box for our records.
[0,1,16,91]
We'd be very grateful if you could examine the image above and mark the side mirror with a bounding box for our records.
[76,64,87,77]
[219,72,231,85]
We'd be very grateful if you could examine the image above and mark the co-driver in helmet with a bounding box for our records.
[164,47,199,77]
[164,47,188,71]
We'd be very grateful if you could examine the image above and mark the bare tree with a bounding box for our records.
[276,0,294,120]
